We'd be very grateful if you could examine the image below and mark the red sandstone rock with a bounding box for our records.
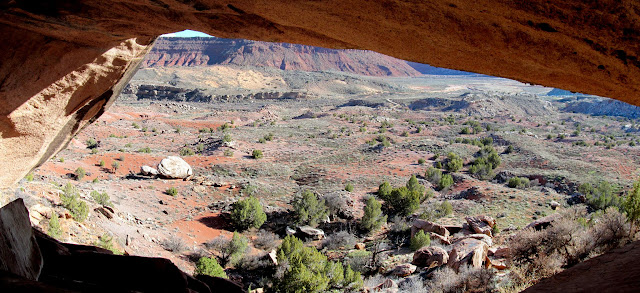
[412,246,448,268]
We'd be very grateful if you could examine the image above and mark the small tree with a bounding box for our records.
[292,190,329,227]
[383,186,421,216]
[406,175,426,200]
[360,196,387,233]
[624,179,640,234]
[195,257,227,278]
[60,183,88,222]
[410,230,430,251]
[90,190,112,207]
[48,214,62,238]
[378,181,392,199]
[230,196,267,231]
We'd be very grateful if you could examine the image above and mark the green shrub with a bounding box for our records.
[24,173,34,182]
[132,122,140,129]
[48,214,62,238]
[381,186,421,216]
[292,190,329,227]
[96,234,120,254]
[291,190,329,227]
[138,146,152,153]
[258,137,266,143]
[425,167,442,184]
[223,149,234,157]
[60,183,88,222]
[345,183,354,192]
[581,181,622,211]
[421,201,453,221]
[252,149,263,159]
[378,181,392,198]
[418,158,426,165]
[206,232,248,267]
[410,230,430,250]
[272,235,363,293]
[222,134,233,143]
[99,160,105,167]
[180,147,195,156]
[230,196,267,231]
[195,257,227,278]
[360,196,387,233]
[85,138,98,149]
[505,145,514,153]
[508,177,530,189]
[438,174,454,191]
[264,133,274,141]
[90,190,112,207]
[624,179,640,230]
[445,152,463,172]
[166,187,178,196]
[111,161,120,173]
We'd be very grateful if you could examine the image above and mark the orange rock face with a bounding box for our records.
[0,0,639,186]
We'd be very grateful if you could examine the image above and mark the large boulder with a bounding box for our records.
[525,213,561,231]
[0,199,42,280]
[389,263,416,277]
[412,246,448,268]
[295,226,325,240]
[411,219,449,239]
[459,234,493,247]
[465,215,496,237]
[157,156,193,179]
[448,238,489,271]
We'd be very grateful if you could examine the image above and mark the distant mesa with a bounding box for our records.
[144,37,422,77]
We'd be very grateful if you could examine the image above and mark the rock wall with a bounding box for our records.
[0,0,639,186]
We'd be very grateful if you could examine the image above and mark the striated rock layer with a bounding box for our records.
[1,0,640,185]
[144,37,422,77]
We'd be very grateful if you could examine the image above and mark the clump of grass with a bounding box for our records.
[166,187,178,196]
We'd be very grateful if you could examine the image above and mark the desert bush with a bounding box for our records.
[420,201,453,221]
[222,133,233,142]
[438,174,454,191]
[206,232,248,267]
[429,266,497,293]
[380,186,421,216]
[230,196,267,231]
[195,256,227,278]
[625,179,640,232]
[180,147,195,156]
[410,230,430,250]
[90,190,112,207]
[323,230,357,250]
[60,183,88,222]
[323,193,350,219]
[406,174,426,198]
[292,190,329,227]
[445,152,463,172]
[418,158,426,165]
[99,160,105,167]
[165,187,178,196]
[111,161,120,173]
[253,230,280,251]
[591,207,630,251]
[425,167,442,184]
[74,167,86,180]
[508,177,530,189]
[223,149,234,157]
[161,235,187,253]
[272,235,363,293]
[345,249,372,273]
[252,149,263,159]
[580,181,621,211]
[360,196,387,233]
[48,215,62,238]
[85,138,98,149]
[345,182,354,192]
[138,146,152,153]
[96,234,120,254]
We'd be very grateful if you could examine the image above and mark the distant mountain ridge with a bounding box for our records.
[143,37,422,77]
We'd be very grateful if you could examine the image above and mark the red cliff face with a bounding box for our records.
[143,37,422,77]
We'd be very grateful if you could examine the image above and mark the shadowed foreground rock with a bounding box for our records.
[0,200,242,293]
[524,240,640,293]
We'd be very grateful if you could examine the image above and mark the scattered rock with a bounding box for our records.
[250,288,264,293]
[369,278,398,293]
[493,247,510,258]
[490,259,508,270]
[411,219,450,238]
[465,215,496,237]
[448,238,489,271]
[524,213,560,230]
[140,165,158,176]
[550,201,561,210]
[429,232,451,245]
[412,246,448,268]
[267,249,278,266]
[157,156,193,179]
[295,226,325,240]
[355,243,366,250]
[285,226,296,235]
[389,263,416,277]
[94,207,113,219]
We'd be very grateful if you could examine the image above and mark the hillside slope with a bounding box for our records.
[143,37,422,77]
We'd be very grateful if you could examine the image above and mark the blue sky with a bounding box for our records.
[160,30,213,38]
